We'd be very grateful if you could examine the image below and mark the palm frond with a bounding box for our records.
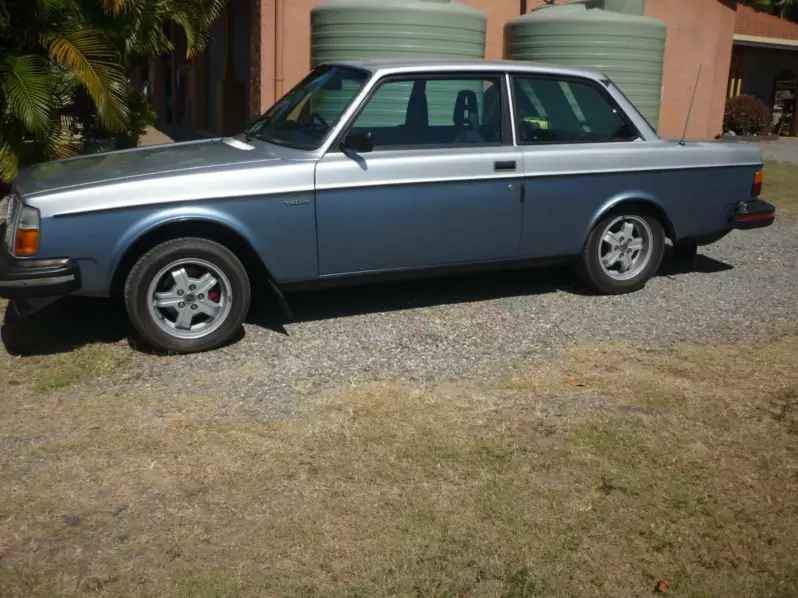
[0,0,9,31]
[123,0,174,59]
[186,0,225,57]
[36,0,74,21]
[43,27,129,131]
[103,0,127,16]
[0,54,52,133]
[43,113,81,160]
[155,0,225,58]
[0,138,20,184]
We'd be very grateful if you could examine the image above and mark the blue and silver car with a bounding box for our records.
[0,59,776,353]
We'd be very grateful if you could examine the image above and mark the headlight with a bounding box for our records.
[13,205,40,256]
[3,193,18,250]
[2,193,40,256]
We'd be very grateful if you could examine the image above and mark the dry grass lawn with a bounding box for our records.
[763,159,798,218]
[1,328,797,598]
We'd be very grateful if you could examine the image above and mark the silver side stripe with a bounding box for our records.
[316,162,763,192]
[316,172,520,191]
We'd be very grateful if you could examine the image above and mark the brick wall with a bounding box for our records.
[646,0,737,140]
[460,0,527,60]
[250,0,263,122]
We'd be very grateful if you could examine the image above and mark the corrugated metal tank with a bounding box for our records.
[505,0,666,129]
[310,0,488,126]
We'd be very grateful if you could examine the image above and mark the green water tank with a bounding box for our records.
[505,0,666,128]
[311,0,488,126]
[311,0,486,65]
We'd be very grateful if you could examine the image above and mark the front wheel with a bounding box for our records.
[124,238,251,353]
[1,302,26,355]
[577,212,665,295]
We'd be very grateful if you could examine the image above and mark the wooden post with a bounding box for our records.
[190,51,208,131]
[728,48,741,99]
[735,48,744,97]
[151,56,167,126]
[218,0,247,135]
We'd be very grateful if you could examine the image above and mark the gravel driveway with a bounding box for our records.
[14,216,798,414]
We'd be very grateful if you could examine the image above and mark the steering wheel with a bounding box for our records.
[309,111,330,131]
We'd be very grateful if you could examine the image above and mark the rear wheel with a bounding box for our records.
[578,212,665,295]
[124,238,251,353]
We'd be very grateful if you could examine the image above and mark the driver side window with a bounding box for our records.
[347,75,504,150]
[512,76,638,145]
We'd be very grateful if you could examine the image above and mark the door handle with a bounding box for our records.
[494,160,517,172]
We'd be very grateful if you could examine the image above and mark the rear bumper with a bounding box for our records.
[731,200,776,230]
[0,246,80,299]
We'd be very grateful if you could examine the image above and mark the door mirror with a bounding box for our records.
[340,131,373,154]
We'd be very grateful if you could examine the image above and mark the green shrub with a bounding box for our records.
[724,94,772,135]
[80,86,156,153]
[115,87,157,149]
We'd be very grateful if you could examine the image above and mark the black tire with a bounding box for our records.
[577,211,665,295]
[1,301,26,355]
[124,238,251,353]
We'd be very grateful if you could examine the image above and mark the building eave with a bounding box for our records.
[733,33,798,50]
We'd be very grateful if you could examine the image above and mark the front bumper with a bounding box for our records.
[0,245,80,299]
[732,199,776,230]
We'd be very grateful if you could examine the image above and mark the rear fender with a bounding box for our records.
[588,191,677,241]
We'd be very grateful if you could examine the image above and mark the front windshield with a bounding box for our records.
[244,66,369,150]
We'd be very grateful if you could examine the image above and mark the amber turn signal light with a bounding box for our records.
[13,205,41,256]
[752,169,764,197]
[14,228,40,256]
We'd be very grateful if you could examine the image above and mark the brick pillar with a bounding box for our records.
[260,0,277,111]
[250,0,263,121]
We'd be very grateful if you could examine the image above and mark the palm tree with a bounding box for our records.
[97,0,225,68]
[741,0,798,20]
[0,0,130,183]
[0,0,225,184]
[779,0,798,18]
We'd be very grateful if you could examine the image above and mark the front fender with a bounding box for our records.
[108,205,267,284]
[100,190,319,292]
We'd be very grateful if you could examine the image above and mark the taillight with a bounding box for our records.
[752,169,764,197]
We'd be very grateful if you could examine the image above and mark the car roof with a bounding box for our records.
[324,58,607,82]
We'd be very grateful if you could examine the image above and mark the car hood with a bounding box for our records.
[14,138,279,198]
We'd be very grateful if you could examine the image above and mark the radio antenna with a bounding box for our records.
[680,65,703,146]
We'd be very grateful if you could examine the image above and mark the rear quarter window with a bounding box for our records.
[512,76,638,145]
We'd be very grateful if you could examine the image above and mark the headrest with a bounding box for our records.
[405,80,429,129]
[453,90,479,127]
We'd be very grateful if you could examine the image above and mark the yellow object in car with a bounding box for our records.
[523,116,549,129]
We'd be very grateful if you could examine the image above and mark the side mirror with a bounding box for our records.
[340,131,373,154]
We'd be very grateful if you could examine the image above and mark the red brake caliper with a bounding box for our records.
[208,286,220,303]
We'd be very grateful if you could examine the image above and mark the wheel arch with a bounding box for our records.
[589,195,678,241]
[110,217,273,298]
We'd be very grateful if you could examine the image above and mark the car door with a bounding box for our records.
[510,74,645,259]
[314,73,524,276]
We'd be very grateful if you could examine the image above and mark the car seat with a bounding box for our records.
[453,90,484,145]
